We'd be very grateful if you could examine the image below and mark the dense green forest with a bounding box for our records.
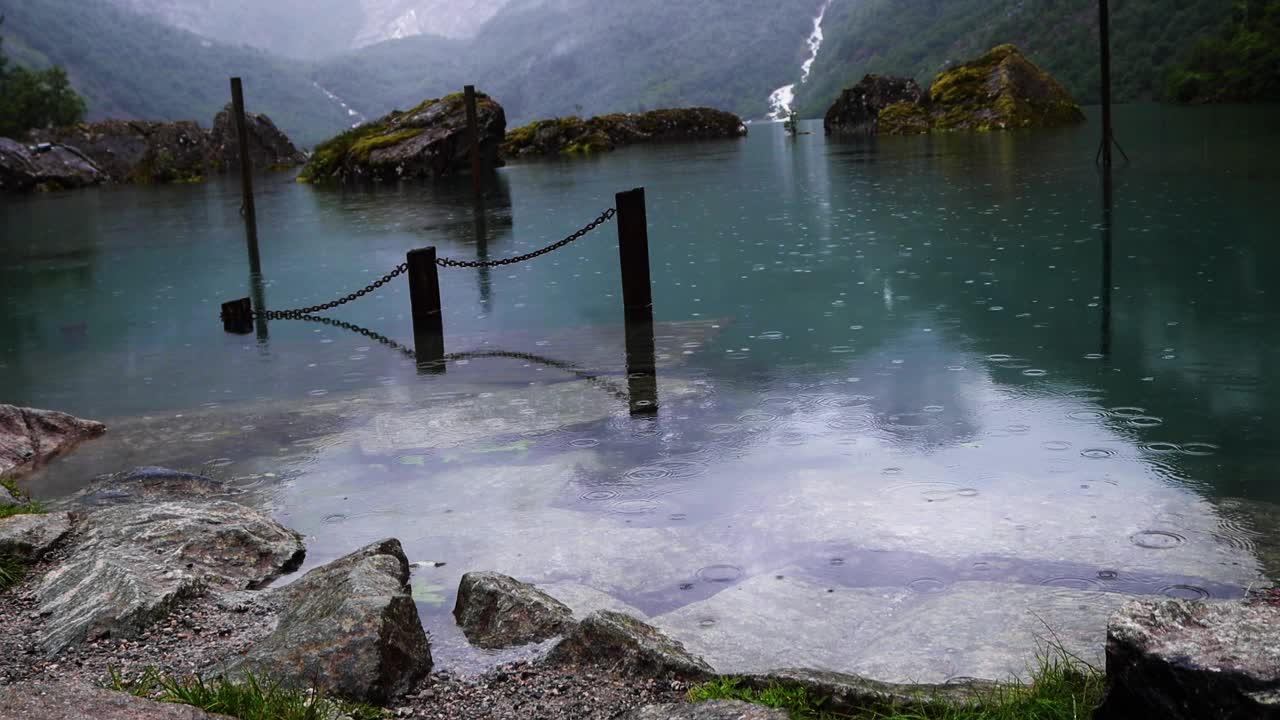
[1166,0,1280,102]
[796,0,1236,117]
[0,18,86,138]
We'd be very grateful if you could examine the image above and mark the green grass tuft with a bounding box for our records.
[0,553,26,592]
[105,667,385,720]
[687,646,1103,720]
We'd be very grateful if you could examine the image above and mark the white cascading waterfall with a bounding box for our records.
[766,0,834,121]
[313,81,370,127]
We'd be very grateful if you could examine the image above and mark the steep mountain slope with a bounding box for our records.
[0,0,355,146]
[796,0,1232,117]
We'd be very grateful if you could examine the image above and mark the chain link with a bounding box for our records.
[436,208,616,269]
[254,263,408,320]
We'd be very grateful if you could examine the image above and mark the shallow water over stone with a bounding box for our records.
[3,105,1280,680]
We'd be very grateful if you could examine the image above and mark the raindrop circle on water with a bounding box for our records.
[1143,442,1181,453]
[1180,443,1219,457]
[1023,369,1048,377]
[624,466,672,482]
[322,513,348,524]
[610,498,660,515]
[1096,570,1119,580]
[908,578,948,593]
[1040,576,1103,591]
[697,565,743,584]
[1110,406,1147,418]
[1043,441,1072,451]
[1127,416,1164,429]
[1068,409,1110,422]
[569,438,601,449]
[581,489,619,502]
[1081,448,1116,460]
[1131,530,1186,550]
[1160,584,1210,600]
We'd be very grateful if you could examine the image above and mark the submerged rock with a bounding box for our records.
[0,138,106,193]
[454,571,575,649]
[824,45,1084,136]
[53,466,241,510]
[28,120,212,184]
[0,404,105,478]
[545,610,714,680]
[617,701,789,719]
[34,500,304,654]
[824,75,927,135]
[299,91,505,183]
[0,512,74,563]
[1095,598,1280,720]
[739,668,1000,714]
[502,108,747,158]
[228,538,432,704]
[0,682,233,719]
[208,104,305,171]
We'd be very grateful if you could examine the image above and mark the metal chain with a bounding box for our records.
[293,314,417,358]
[436,208,616,269]
[254,263,408,320]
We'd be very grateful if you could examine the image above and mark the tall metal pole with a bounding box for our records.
[1098,0,1114,169]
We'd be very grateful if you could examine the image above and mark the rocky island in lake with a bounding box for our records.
[502,108,747,159]
[825,45,1085,136]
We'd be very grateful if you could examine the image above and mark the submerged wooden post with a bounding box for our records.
[407,247,446,372]
[230,78,257,225]
[1098,0,1113,168]
[1100,167,1114,358]
[464,85,482,195]
[220,298,253,335]
[615,187,658,415]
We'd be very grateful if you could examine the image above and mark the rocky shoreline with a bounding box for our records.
[501,108,748,159]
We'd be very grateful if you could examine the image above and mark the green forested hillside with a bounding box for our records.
[1166,0,1280,102]
[0,0,350,145]
[796,0,1234,117]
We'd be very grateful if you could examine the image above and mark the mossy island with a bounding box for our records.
[298,91,506,184]
[502,108,747,159]
[825,45,1085,136]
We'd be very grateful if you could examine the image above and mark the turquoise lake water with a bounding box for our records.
[2,105,1279,679]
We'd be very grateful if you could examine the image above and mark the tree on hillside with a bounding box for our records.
[0,15,87,138]
[1165,0,1280,102]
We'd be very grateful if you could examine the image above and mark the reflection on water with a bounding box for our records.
[3,104,1280,680]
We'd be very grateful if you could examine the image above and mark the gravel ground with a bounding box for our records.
[0,546,689,719]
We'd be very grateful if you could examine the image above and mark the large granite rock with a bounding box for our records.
[617,701,789,720]
[34,500,304,654]
[28,120,212,184]
[52,466,241,510]
[228,538,432,704]
[0,138,106,193]
[545,610,714,680]
[824,45,1084,136]
[823,75,927,135]
[503,108,747,158]
[300,91,505,183]
[454,571,574,649]
[0,512,74,563]
[0,682,234,720]
[0,404,105,479]
[208,104,305,171]
[1095,598,1280,720]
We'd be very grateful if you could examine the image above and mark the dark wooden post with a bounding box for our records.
[615,187,658,415]
[408,247,446,371]
[464,85,482,195]
[221,298,254,334]
[230,78,257,225]
[1098,0,1113,169]
[1100,168,1114,358]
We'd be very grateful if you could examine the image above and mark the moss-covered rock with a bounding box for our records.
[825,46,1084,136]
[299,92,505,184]
[502,108,746,159]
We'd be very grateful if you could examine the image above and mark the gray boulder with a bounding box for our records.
[53,466,240,510]
[29,120,212,184]
[617,701,789,719]
[823,75,926,135]
[229,538,432,704]
[299,91,505,183]
[34,500,304,654]
[454,571,574,649]
[0,682,233,720]
[0,404,105,478]
[0,512,74,563]
[0,137,38,193]
[0,138,104,193]
[739,668,1000,714]
[1095,597,1280,720]
[209,104,305,171]
[545,610,714,680]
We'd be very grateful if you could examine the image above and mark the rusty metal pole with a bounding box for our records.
[408,247,446,372]
[464,85,482,195]
[1098,0,1114,169]
[615,188,658,415]
[230,78,257,225]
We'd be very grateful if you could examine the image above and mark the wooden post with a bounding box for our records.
[221,298,253,335]
[1100,168,1114,357]
[615,187,658,415]
[1098,0,1113,169]
[464,85,482,195]
[230,78,257,225]
[407,247,445,371]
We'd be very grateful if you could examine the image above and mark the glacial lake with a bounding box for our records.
[3,105,1279,681]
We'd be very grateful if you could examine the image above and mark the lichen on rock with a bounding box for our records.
[502,108,747,159]
[299,91,506,184]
